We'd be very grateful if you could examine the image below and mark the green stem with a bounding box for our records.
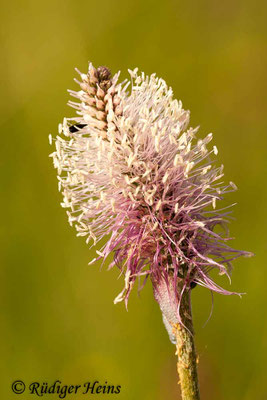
[174,290,200,400]
[152,273,200,399]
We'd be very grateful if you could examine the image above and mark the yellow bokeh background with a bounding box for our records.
[1,0,266,399]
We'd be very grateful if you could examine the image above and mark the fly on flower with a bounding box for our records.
[50,63,252,343]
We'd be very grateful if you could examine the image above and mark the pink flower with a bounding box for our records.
[51,63,252,339]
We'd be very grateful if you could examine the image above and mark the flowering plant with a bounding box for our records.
[51,63,251,399]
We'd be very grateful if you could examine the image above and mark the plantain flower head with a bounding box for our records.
[50,63,251,341]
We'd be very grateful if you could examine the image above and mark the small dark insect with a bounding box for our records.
[69,124,87,133]
[190,281,197,289]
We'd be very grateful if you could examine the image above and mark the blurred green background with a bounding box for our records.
[1,0,266,399]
